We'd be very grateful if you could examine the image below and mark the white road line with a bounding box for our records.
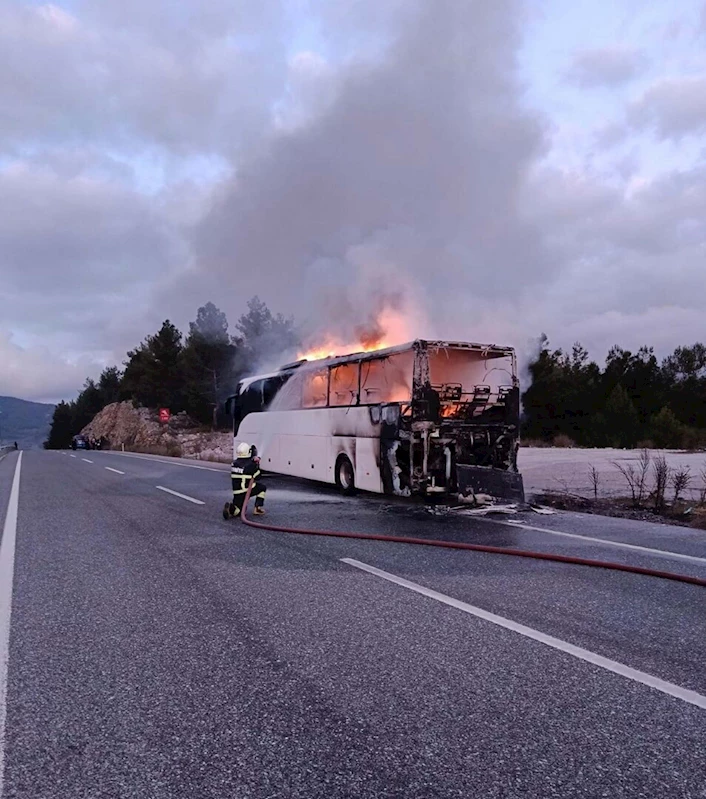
[105,467,125,475]
[81,458,93,464]
[0,452,22,796]
[501,520,706,566]
[69,454,77,458]
[155,486,205,505]
[342,557,706,711]
[106,452,226,473]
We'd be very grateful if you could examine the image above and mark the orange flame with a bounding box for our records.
[297,308,411,362]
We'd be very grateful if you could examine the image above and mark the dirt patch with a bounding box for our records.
[534,492,706,530]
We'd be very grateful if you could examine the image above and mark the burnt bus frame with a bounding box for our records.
[225,339,523,499]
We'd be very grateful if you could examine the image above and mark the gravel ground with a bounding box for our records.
[519,447,706,501]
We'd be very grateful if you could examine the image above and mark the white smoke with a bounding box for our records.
[191,0,549,349]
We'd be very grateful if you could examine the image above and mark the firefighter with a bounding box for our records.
[223,442,267,519]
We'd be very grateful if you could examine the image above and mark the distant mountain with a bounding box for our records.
[0,396,55,449]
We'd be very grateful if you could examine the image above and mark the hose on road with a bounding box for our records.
[238,482,706,588]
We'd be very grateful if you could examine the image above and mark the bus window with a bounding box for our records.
[302,368,329,408]
[360,352,413,404]
[329,363,359,406]
[428,348,513,395]
[239,380,265,416]
[263,375,288,409]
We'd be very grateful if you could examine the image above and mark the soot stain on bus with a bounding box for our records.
[225,340,525,503]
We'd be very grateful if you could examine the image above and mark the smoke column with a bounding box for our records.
[191,0,550,351]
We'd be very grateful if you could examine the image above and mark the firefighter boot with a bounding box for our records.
[254,505,266,516]
[222,502,231,521]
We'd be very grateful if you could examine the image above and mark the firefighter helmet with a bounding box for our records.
[236,442,251,458]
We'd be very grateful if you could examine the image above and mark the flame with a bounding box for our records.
[297,307,411,362]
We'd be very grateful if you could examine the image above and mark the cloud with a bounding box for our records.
[593,121,630,148]
[564,46,646,88]
[2,0,706,403]
[0,0,288,155]
[514,162,706,358]
[0,158,183,348]
[0,330,105,404]
[628,75,706,138]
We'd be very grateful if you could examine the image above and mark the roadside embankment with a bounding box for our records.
[81,402,232,462]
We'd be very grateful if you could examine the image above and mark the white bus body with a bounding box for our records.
[226,340,524,501]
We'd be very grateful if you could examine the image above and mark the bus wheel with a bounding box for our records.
[335,455,356,495]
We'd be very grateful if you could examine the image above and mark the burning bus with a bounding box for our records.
[225,339,524,502]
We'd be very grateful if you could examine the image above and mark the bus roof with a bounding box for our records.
[235,339,515,392]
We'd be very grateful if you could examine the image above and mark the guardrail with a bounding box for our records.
[0,444,17,458]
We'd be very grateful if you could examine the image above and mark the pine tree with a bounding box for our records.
[97,366,122,406]
[181,303,238,426]
[122,320,184,410]
[236,296,298,371]
[44,401,76,449]
[603,384,640,448]
[649,407,685,449]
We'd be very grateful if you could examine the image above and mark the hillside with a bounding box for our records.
[0,396,55,449]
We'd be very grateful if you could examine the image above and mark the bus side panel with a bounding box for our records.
[355,437,383,493]
[261,434,280,472]
[237,408,381,489]
[283,433,329,482]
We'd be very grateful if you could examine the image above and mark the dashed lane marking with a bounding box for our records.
[105,467,125,475]
[104,452,225,473]
[155,486,205,505]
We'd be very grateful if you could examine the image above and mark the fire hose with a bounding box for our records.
[238,480,706,588]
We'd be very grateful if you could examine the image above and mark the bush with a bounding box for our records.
[653,455,669,512]
[165,442,183,458]
[553,434,575,448]
[649,407,685,449]
[681,426,706,452]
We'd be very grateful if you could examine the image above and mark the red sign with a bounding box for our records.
[159,408,171,423]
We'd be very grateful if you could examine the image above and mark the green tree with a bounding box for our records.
[603,345,665,432]
[521,335,564,441]
[121,320,185,410]
[661,343,706,428]
[97,366,122,406]
[72,378,105,432]
[44,401,75,449]
[181,303,239,426]
[236,296,298,371]
[649,407,685,449]
[522,337,601,444]
[603,384,640,448]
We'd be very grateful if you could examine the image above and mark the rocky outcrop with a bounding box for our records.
[81,402,232,462]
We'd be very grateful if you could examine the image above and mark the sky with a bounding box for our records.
[1,0,705,403]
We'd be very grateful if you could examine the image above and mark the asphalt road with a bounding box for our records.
[1,450,705,798]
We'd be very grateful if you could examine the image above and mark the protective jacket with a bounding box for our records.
[231,456,261,495]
